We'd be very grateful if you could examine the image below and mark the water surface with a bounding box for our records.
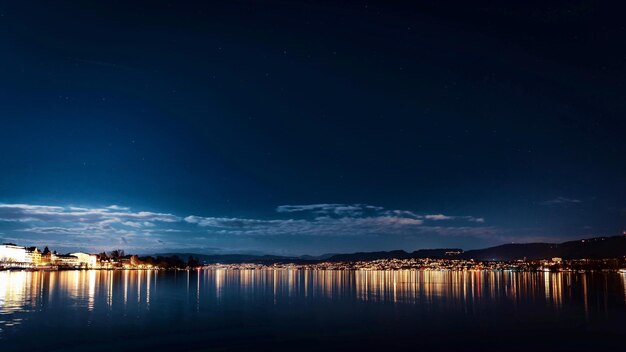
[1,269,625,351]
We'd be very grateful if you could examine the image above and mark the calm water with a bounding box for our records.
[1,269,625,351]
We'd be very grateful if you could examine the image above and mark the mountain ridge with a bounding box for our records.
[152,236,626,263]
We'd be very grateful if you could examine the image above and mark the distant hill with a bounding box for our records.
[326,249,463,262]
[412,249,464,259]
[459,243,557,261]
[327,250,412,262]
[459,236,626,261]
[154,236,626,264]
[298,253,338,261]
[326,237,626,262]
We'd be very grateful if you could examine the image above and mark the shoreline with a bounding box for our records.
[2,265,626,274]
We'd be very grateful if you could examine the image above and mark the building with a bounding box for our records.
[1,244,94,268]
[0,243,28,263]
[52,254,80,267]
[25,247,42,265]
[40,247,57,265]
[70,252,98,268]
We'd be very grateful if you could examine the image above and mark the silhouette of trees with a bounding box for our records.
[33,245,203,269]
[153,255,185,269]
[187,256,200,268]
[109,249,125,259]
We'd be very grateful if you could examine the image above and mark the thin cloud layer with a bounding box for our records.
[542,197,583,205]
[0,203,182,252]
[0,203,179,224]
[0,202,495,253]
[276,204,384,216]
[187,203,488,238]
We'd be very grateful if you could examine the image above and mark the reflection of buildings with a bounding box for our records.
[200,268,626,314]
[0,269,625,340]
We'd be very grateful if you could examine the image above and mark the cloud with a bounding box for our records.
[425,214,454,221]
[185,215,294,228]
[468,217,485,223]
[185,214,426,237]
[184,204,491,238]
[0,203,180,224]
[17,226,87,235]
[276,204,336,213]
[383,210,421,218]
[106,205,130,211]
[542,197,582,205]
[119,221,156,228]
[276,203,383,216]
[1,202,491,252]
[0,203,183,251]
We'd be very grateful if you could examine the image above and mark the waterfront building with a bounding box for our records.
[70,252,98,268]
[52,254,80,267]
[40,247,52,265]
[0,243,28,263]
[25,247,42,265]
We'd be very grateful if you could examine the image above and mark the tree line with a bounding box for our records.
[97,249,201,269]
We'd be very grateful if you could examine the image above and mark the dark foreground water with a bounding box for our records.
[1,269,625,351]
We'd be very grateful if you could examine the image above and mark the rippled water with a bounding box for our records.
[1,269,625,351]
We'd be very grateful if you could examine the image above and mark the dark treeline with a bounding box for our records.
[97,249,201,269]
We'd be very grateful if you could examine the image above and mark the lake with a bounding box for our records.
[1,269,625,351]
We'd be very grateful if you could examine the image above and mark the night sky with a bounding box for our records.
[1,1,625,255]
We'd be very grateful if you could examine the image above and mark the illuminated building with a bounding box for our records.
[71,252,99,268]
[26,247,42,265]
[0,243,28,263]
[52,254,80,267]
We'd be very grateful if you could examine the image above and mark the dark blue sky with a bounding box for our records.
[1,1,625,255]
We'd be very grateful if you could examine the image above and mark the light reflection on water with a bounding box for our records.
[1,269,625,349]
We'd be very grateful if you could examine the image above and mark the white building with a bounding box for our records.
[0,244,28,263]
[52,253,80,267]
[70,252,98,268]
